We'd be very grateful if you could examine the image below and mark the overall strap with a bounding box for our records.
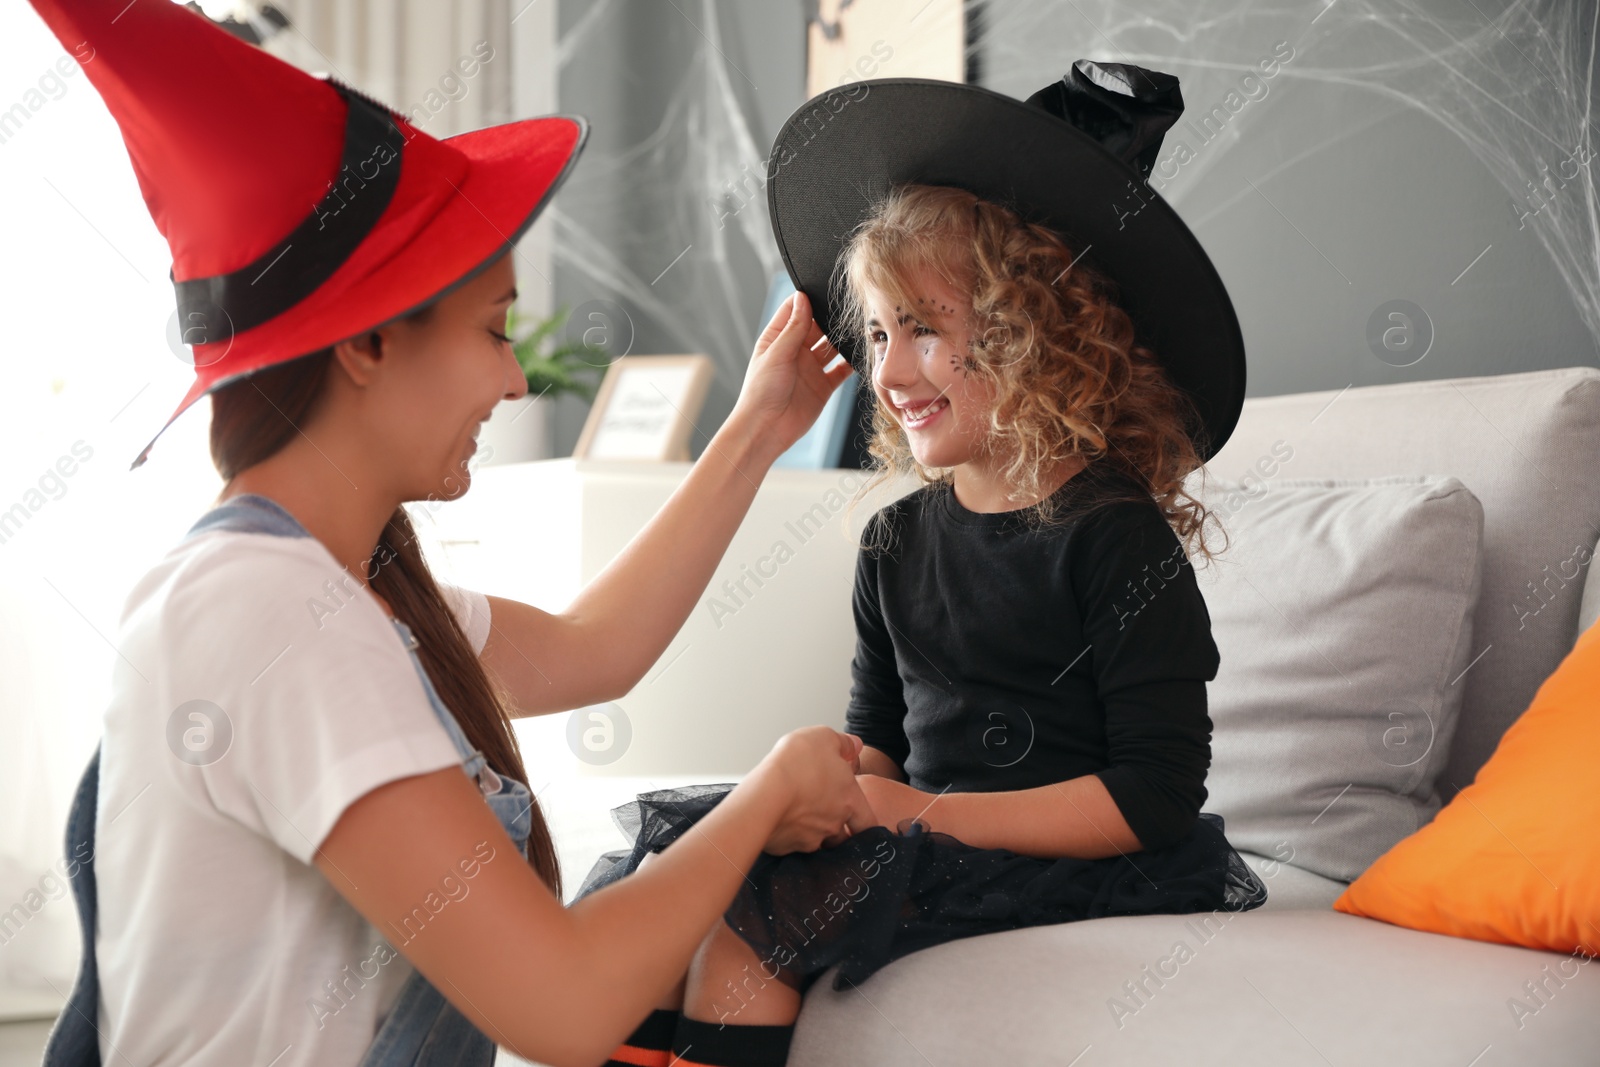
[183,492,311,540]
[392,618,534,858]
[39,747,104,1067]
[391,619,479,764]
[186,493,509,805]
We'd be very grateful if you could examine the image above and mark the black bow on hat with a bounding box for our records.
[1025,60,1185,184]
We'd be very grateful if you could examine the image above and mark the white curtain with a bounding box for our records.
[263,0,556,317]
[266,0,516,138]
[0,0,557,1014]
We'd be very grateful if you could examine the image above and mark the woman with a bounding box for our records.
[30,1,871,1065]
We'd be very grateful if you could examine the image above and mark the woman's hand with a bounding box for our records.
[856,774,938,833]
[724,291,853,463]
[742,725,876,855]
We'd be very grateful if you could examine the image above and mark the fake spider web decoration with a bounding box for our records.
[549,0,1598,408]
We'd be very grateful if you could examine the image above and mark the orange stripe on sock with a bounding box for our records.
[606,1044,671,1067]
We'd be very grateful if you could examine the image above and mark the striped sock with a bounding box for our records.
[670,1016,795,1067]
[604,1008,680,1067]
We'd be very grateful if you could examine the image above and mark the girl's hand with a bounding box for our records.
[725,291,853,463]
[856,774,937,834]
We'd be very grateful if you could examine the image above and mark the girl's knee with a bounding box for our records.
[685,919,799,1026]
[633,851,797,1021]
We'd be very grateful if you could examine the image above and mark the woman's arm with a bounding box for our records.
[475,419,769,717]
[479,294,849,717]
[856,772,1142,859]
[316,725,873,1067]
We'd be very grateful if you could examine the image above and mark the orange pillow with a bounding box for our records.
[1334,615,1600,955]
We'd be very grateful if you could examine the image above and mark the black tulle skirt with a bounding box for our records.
[573,782,1268,992]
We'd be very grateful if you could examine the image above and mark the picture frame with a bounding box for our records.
[573,354,715,461]
[805,0,965,97]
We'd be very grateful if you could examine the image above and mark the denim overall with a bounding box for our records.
[43,493,533,1066]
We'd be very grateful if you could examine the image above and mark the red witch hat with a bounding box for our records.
[24,0,587,470]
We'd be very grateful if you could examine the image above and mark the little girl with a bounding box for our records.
[576,174,1266,1067]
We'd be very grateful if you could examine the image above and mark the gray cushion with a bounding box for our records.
[1579,535,1600,638]
[1239,851,1345,910]
[1189,475,1485,881]
[1202,367,1600,801]
[790,910,1600,1066]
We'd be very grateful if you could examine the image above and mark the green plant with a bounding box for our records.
[507,305,611,402]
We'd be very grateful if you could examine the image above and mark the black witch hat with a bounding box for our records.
[766,60,1247,461]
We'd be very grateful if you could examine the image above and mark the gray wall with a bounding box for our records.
[976,0,1600,397]
[549,0,806,458]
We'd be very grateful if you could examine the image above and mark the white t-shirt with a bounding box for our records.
[94,518,493,1065]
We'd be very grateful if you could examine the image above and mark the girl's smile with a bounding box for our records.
[897,393,950,429]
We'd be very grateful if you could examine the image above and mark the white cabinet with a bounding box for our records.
[410,458,918,780]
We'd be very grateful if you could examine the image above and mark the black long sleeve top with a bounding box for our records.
[843,462,1221,852]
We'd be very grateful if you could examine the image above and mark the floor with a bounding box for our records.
[0,1019,51,1065]
[0,1021,549,1066]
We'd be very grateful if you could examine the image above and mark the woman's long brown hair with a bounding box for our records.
[206,308,563,899]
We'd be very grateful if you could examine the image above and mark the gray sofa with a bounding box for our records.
[783,366,1600,1066]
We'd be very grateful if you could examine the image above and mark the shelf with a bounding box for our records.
[412,458,919,777]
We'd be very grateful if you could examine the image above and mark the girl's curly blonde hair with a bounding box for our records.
[833,182,1223,562]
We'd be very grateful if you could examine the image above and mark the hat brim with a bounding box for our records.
[132,113,588,469]
[766,78,1246,462]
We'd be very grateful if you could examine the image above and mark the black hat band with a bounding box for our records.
[168,78,405,346]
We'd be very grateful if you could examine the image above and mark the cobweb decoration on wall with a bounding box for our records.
[973,0,1600,351]
[548,0,785,401]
